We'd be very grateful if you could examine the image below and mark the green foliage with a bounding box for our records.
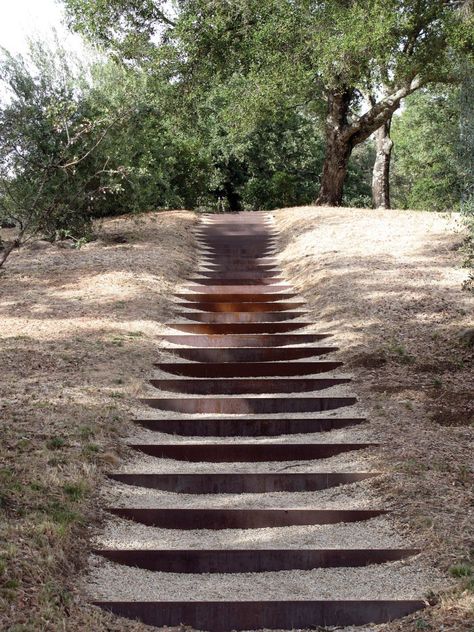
[0,1,471,262]
[0,39,215,264]
[343,143,376,208]
[460,64,474,214]
[216,110,325,211]
[46,437,66,450]
[391,87,464,211]
[63,0,474,206]
[450,563,473,578]
[459,64,474,290]
[0,41,131,259]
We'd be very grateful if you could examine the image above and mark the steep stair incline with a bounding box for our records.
[90,212,426,631]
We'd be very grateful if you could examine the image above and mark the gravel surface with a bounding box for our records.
[93,514,407,550]
[100,477,380,509]
[124,426,375,444]
[87,559,447,601]
[115,451,378,474]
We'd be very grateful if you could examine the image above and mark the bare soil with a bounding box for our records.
[0,206,472,632]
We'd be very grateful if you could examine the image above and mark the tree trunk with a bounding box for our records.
[0,240,19,269]
[316,76,422,207]
[316,138,352,206]
[371,116,393,209]
[316,89,354,206]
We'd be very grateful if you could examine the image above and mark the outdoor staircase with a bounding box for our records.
[92,212,424,631]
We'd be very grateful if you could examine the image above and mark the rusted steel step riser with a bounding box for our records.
[196,233,277,239]
[108,472,376,493]
[193,277,285,284]
[128,443,375,462]
[95,548,419,573]
[165,323,311,334]
[198,233,275,237]
[175,301,306,312]
[189,276,285,284]
[196,231,276,237]
[108,508,386,529]
[199,262,280,269]
[198,270,282,278]
[197,252,277,260]
[195,240,276,246]
[199,247,278,251]
[196,246,277,255]
[192,278,286,286]
[164,347,338,362]
[153,361,343,377]
[199,229,275,233]
[197,234,276,239]
[133,417,365,436]
[197,263,279,272]
[196,236,277,242]
[178,312,307,323]
[196,234,277,239]
[162,334,331,347]
[198,234,276,238]
[198,265,280,273]
[176,293,298,303]
[197,259,279,268]
[149,377,351,395]
[198,253,278,259]
[197,239,276,243]
[93,601,426,631]
[197,225,275,228]
[197,245,281,256]
[196,229,277,235]
[197,248,278,254]
[197,250,278,257]
[197,269,281,277]
[140,396,356,414]
[197,230,275,235]
[182,285,293,293]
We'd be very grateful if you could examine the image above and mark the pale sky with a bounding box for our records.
[0,0,85,56]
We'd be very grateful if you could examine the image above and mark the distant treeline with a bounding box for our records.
[0,1,473,266]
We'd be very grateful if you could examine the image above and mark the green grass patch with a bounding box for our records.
[450,563,472,578]
[46,436,66,450]
[387,341,416,364]
[450,562,474,592]
[45,501,81,526]
[63,482,88,501]
[78,425,95,440]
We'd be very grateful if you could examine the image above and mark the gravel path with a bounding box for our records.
[85,211,447,629]
[89,560,446,601]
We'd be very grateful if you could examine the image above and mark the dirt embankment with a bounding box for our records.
[0,210,198,631]
[274,206,474,631]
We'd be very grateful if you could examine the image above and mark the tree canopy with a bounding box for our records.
[63,0,474,205]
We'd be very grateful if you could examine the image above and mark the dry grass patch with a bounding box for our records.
[0,210,197,631]
[274,206,474,631]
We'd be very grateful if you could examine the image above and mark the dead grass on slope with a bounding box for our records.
[274,206,474,632]
[0,210,198,631]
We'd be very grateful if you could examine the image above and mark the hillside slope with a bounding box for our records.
[0,206,472,631]
[274,206,474,631]
[0,211,198,631]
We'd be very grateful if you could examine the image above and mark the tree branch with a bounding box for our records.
[59,109,130,170]
[343,76,424,145]
[155,9,176,28]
